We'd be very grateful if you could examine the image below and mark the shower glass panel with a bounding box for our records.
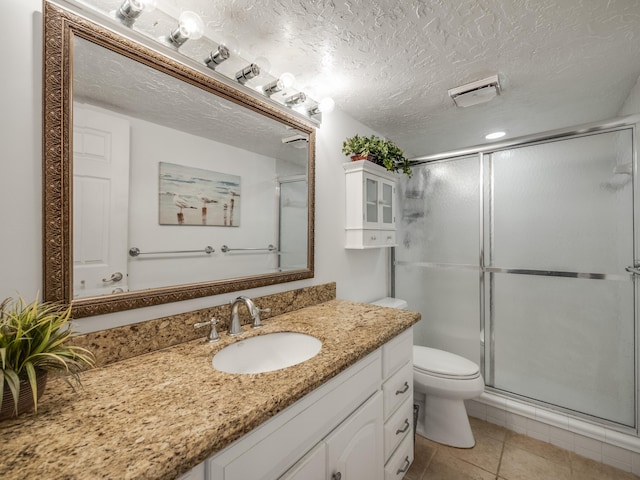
[395,156,481,364]
[490,132,633,273]
[278,178,307,271]
[487,129,635,427]
[394,124,637,429]
[395,266,481,362]
[491,273,634,426]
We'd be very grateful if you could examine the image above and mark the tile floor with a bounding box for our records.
[406,417,640,480]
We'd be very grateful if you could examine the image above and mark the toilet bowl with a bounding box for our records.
[370,297,484,449]
[413,346,484,448]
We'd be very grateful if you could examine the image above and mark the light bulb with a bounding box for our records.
[169,11,204,47]
[178,11,204,40]
[280,72,296,89]
[136,0,156,12]
[318,97,335,113]
[254,57,271,73]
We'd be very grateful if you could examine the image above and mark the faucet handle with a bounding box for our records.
[251,307,271,329]
[194,317,220,343]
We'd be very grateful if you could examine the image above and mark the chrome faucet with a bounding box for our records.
[228,296,269,336]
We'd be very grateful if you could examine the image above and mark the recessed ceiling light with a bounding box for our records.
[485,131,506,140]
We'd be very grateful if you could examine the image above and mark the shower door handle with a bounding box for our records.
[625,266,640,276]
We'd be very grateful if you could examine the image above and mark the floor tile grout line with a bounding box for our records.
[496,433,506,479]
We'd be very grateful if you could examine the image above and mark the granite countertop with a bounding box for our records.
[0,299,420,480]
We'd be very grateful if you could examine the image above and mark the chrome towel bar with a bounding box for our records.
[221,244,276,253]
[129,246,214,257]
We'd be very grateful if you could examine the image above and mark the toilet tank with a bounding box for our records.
[370,297,408,310]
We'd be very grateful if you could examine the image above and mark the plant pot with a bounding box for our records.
[351,154,377,162]
[0,371,48,421]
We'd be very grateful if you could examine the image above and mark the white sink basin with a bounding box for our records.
[212,332,322,374]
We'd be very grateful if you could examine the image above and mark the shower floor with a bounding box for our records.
[406,417,640,480]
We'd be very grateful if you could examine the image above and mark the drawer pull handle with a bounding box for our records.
[396,456,411,474]
[332,473,342,480]
[396,419,410,435]
[395,381,410,395]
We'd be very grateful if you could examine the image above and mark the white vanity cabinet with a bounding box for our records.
[177,463,206,480]
[197,327,413,480]
[381,328,414,480]
[206,348,383,480]
[344,160,398,249]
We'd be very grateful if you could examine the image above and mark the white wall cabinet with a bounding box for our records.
[344,160,398,249]
[179,328,413,480]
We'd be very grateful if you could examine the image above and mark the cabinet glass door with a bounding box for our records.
[365,177,379,223]
[382,182,393,225]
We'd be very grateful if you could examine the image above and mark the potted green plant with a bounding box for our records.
[342,134,413,177]
[0,296,95,420]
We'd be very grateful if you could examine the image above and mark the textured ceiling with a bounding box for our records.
[75,0,640,158]
[160,0,640,157]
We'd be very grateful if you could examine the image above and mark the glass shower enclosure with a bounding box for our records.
[394,123,638,429]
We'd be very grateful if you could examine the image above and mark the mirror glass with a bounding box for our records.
[43,2,315,317]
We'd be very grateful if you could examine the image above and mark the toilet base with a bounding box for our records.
[420,395,475,448]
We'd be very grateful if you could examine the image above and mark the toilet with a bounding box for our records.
[371,297,485,449]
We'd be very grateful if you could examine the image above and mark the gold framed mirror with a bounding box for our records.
[43,1,315,318]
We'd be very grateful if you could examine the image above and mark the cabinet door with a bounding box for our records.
[326,392,384,480]
[364,175,380,225]
[279,444,326,480]
[363,173,395,229]
[380,179,395,227]
[177,461,206,480]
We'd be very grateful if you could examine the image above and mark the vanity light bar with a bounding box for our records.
[105,0,326,124]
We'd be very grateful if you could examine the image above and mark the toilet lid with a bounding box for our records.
[413,346,480,379]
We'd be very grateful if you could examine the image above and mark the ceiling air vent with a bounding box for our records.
[448,74,501,108]
[282,133,309,149]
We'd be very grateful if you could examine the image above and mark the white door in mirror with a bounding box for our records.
[212,332,322,374]
[73,106,130,298]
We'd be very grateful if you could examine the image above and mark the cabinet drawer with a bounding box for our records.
[383,361,413,419]
[364,230,396,247]
[382,328,413,379]
[384,398,413,461]
[345,229,397,249]
[384,431,413,480]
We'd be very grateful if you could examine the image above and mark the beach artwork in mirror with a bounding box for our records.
[43,2,315,317]
[158,162,241,227]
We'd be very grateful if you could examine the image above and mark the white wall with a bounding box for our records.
[619,73,640,116]
[0,1,389,333]
[125,110,278,289]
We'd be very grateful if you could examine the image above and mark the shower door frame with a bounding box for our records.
[393,114,640,434]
